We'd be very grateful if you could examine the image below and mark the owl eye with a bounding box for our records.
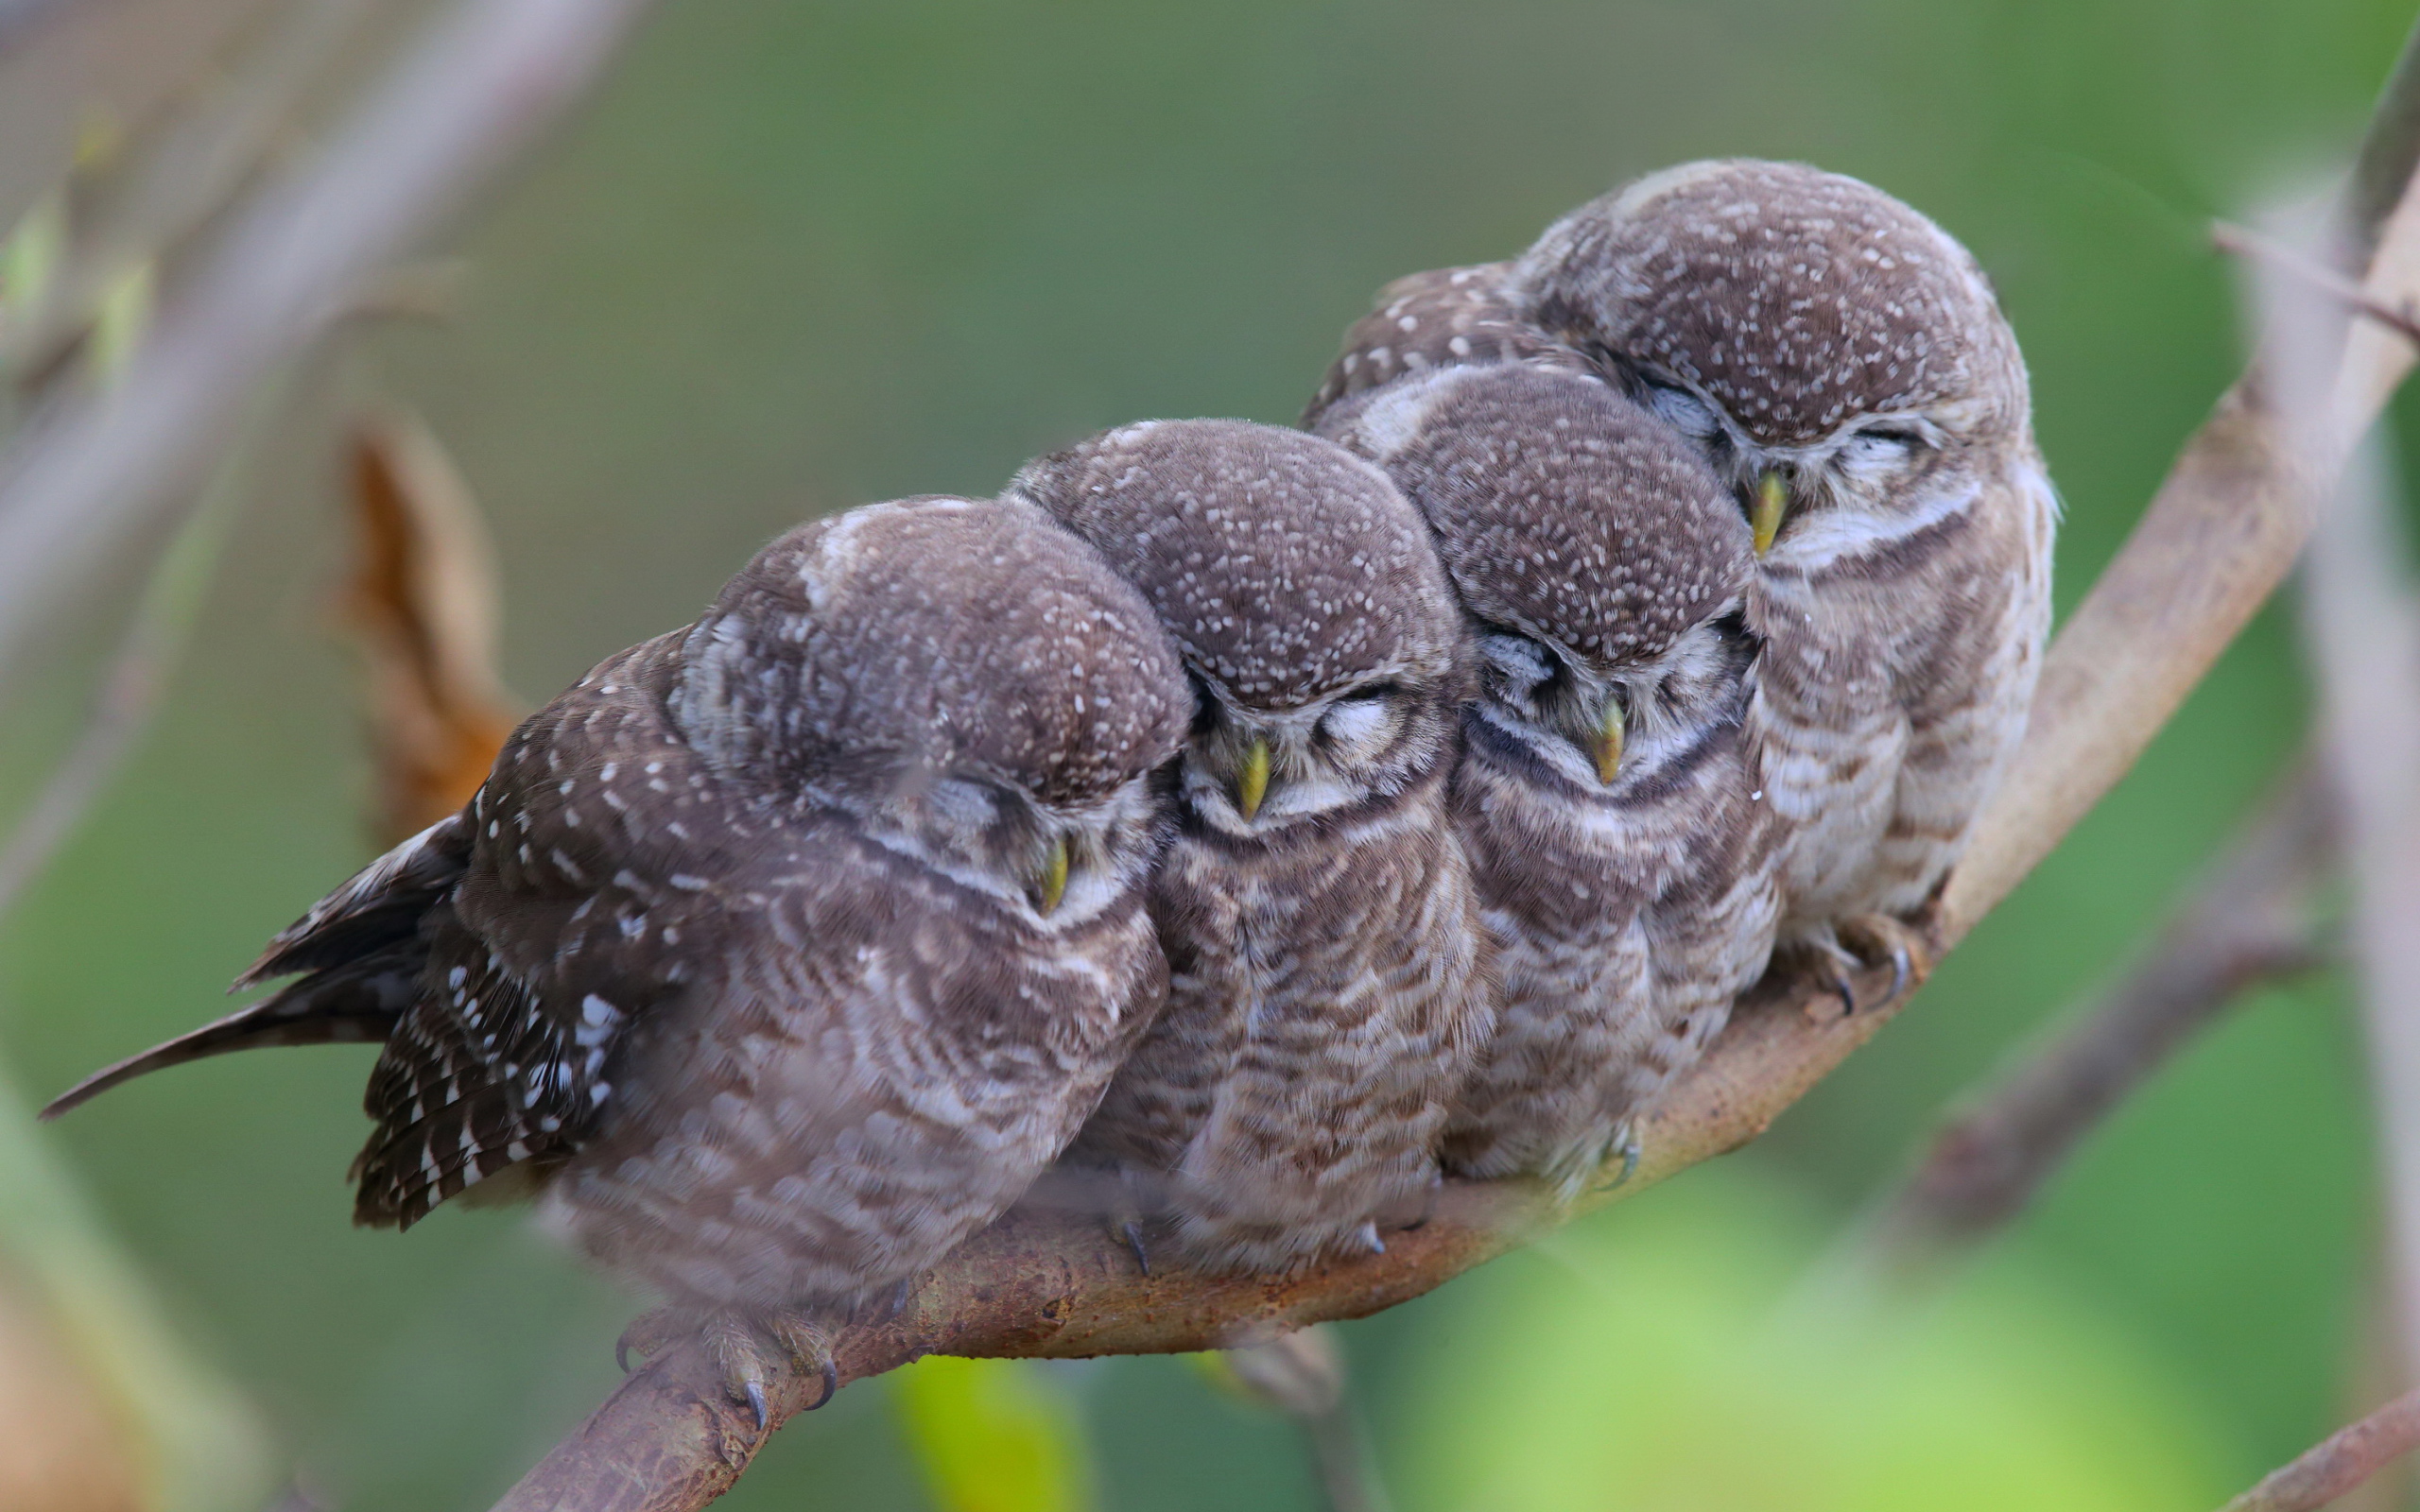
[1841,425,1928,466]
[1316,684,1402,755]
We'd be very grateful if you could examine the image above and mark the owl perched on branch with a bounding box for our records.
[1014,419,1495,1273]
[47,495,1191,1418]
[1320,362,1780,1194]
[1516,159,2056,1000]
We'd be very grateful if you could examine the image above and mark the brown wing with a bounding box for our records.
[348,629,737,1228]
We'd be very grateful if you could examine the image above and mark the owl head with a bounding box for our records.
[1011,420,1465,835]
[1515,159,2030,570]
[671,494,1190,922]
[1325,362,1753,794]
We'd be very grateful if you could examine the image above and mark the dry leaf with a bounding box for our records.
[344,409,518,846]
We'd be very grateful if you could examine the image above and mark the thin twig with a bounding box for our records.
[2213,220,2420,347]
[1858,757,2332,1273]
[0,0,659,698]
[2216,1389,2420,1512]
[487,25,2420,1512]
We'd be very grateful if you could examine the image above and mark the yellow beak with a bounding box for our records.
[1593,699,1626,785]
[1031,834,1069,916]
[1751,470,1787,558]
[1236,737,1271,821]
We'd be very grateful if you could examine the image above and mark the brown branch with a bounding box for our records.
[1860,757,2332,1272]
[492,29,2420,1512]
[2216,1390,2420,1512]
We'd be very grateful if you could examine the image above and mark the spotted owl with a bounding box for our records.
[1011,419,1495,1272]
[47,495,1190,1414]
[1319,361,1781,1194]
[1513,159,2055,995]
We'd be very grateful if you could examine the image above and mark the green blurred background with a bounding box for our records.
[4,0,2416,1506]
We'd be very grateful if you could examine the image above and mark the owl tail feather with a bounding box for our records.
[40,949,419,1121]
[235,813,470,988]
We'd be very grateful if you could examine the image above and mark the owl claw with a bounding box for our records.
[1588,1123,1642,1193]
[1121,1219,1153,1277]
[623,1304,839,1426]
[1837,914,1927,1010]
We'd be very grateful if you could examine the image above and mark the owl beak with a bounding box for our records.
[1236,736,1271,821]
[1030,835,1070,916]
[1592,699,1626,784]
[1751,470,1788,557]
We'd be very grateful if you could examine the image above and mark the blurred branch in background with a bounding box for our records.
[2293,301,2420,1389]
[489,23,2420,1510]
[0,0,660,700]
[343,410,519,847]
[2214,1387,2420,1512]
[1851,758,2334,1281]
[0,399,260,919]
[1201,1327,1392,1512]
[0,5,663,1511]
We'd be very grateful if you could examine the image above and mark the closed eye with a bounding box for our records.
[1835,426,1929,477]
[1316,690,1400,755]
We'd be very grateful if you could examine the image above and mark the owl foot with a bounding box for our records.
[1836,913,1927,1010]
[1540,1121,1640,1204]
[616,1304,839,1429]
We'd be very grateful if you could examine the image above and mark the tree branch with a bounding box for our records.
[1858,757,2332,1274]
[2216,1389,2420,1512]
[487,25,2420,1512]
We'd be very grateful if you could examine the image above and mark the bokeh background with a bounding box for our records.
[4,1,2417,1507]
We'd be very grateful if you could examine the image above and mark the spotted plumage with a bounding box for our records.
[1320,361,1780,1193]
[1515,159,2055,974]
[48,496,1190,1334]
[1013,419,1494,1272]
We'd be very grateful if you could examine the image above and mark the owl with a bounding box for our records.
[1300,261,1584,429]
[1319,361,1780,1195]
[1514,159,2056,1000]
[46,495,1191,1419]
[1011,419,1495,1273]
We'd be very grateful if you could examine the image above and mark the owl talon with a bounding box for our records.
[648,1305,837,1428]
[1837,913,1927,1009]
[1587,1123,1642,1193]
[614,1306,687,1375]
[1121,1219,1153,1277]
